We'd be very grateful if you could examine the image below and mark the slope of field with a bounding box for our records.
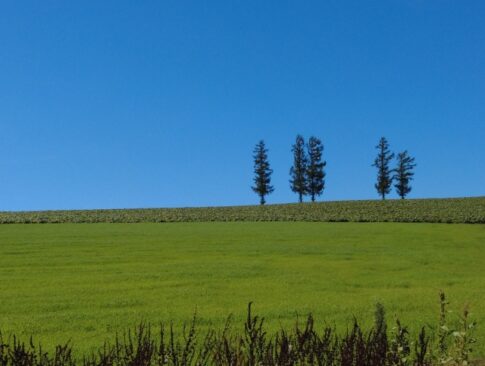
[1,196,484,224]
[0,222,484,356]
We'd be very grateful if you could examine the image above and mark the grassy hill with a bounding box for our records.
[1,196,484,224]
[1,222,484,356]
[1,197,484,358]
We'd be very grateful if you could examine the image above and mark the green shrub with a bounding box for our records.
[0,197,484,224]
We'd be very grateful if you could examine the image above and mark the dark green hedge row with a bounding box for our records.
[0,197,484,224]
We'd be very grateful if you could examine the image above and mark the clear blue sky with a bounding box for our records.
[1,1,484,211]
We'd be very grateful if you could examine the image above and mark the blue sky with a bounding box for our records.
[1,1,484,211]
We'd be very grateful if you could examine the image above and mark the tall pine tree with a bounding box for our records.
[372,137,394,200]
[306,136,326,202]
[290,135,308,203]
[251,140,274,205]
[393,151,416,199]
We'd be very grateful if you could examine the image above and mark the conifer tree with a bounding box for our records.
[251,140,274,205]
[306,136,326,202]
[372,137,394,200]
[393,150,416,199]
[290,135,308,203]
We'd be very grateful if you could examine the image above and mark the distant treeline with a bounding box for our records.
[252,136,416,205]
[0,197,483,224]
[0,293,478,365]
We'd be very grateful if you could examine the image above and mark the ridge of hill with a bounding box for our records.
[1,197,484,224]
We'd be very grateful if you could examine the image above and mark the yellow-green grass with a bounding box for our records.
[0,222,484,356]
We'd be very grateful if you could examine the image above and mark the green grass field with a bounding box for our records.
[0,222,484,356]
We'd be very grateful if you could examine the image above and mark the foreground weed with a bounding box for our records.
[0,294,478,365]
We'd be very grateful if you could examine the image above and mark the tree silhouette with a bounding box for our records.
[290,135,308,203]
[372,137,394,200]
[306,136,326,202]
[251,140,274,205]
[394,151,416,199]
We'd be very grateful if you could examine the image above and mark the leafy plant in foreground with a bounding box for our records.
[0,294,478,365]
